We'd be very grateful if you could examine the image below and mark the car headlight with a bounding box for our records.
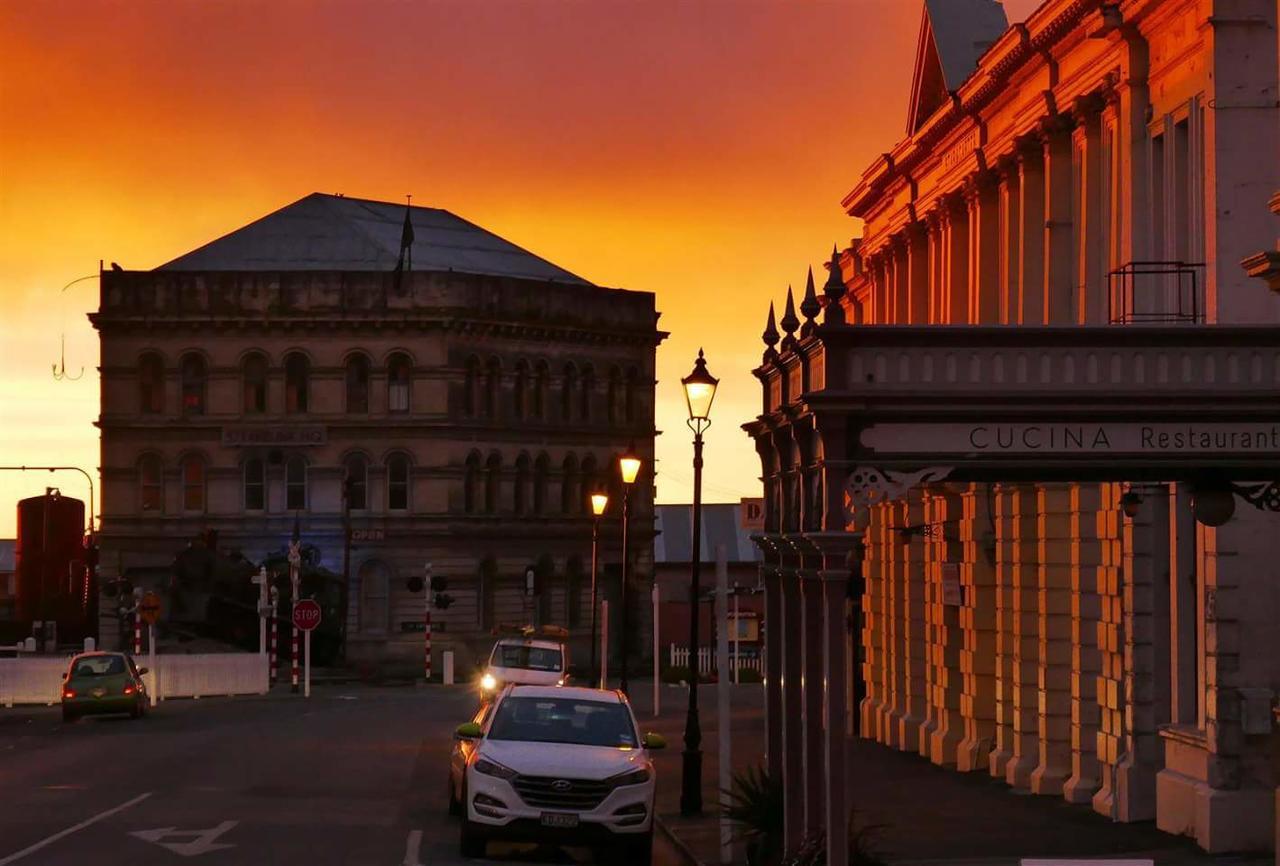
[480,673,498,692]
[609,767,652,788]
[474,758,517,780]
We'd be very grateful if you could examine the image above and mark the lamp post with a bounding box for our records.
[680,348,718,817]
[589,491,609,685]
[618,447,642,695]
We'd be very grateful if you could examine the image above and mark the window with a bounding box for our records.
[244,458,266,511]
[533,453,549,514]
[580,455,598,508]
[139,353,164,414]
[561,454,579,514]
[180,354,205,416]
[387,453,410,511]
[514,453,530,515]
[180,454,205,512]
[624,367,639,424]
[388,353,411,413]
[561,363,577,422]
[346,355,370,414]
[242,353,267,414]
[533,361,549,420]
[514,360,529,420]
[139,454,162,512]
[487,697,637,748]
[484,358,501,419]
[357,560,390,634]
[484,453,502,514]
[286,456,307,511]
[607,366,621,425]
[344,453,368,510]
[464,356,481,417]
[464,452,481,514]
[580,365,594,422]
[284,352,309,414]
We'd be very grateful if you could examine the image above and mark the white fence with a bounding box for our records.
[668,644,763,678]
[1,653,269,707]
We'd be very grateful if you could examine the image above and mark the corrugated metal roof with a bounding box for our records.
[157,193,592,285]
[0,539,14,573]
[654,504,761,564]
[925,0,1009,90]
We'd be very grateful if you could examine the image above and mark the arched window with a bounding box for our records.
[284,352,310,414]
[464,356,481,417]
[180,353,205,416]
[286,456,307,511]
[580,455,599,508]
[357,560,390,634]
[513,360,530,420]
[464,452,481,514]
[242,353,267,414]
[514,453,530,515]
[244,457,266,511]
[346,354,370,414]
[180,454,205,512]
[139,353,164,414]
[624,367,639,424]
[580,365,595,422]
[484,453,502,514]
[533,453,549,514]
[533,361,549,420]
[484,358,501,419]
[387,453,410,511]
[607,366,622,425]
[344,453,368,510]
[561,454,579,514]
[139,454,163,512]
[561,363,577,422]
[387,353,411,413]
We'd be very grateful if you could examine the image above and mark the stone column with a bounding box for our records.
[928,487,964,767]
[966,173,1001,324]
[1016,134,1046,325]
[900,489,928,757]
[1064,485,1104,804]
[942,194,970,324]
[1071,96,1107,324]
[1006,484,1040,790]
[926,212,945,324]
[1041,116,1076,325]
[907,222,930,324]
[1031,483,1073,796]
[988,484,1016,779]
[779,566,805,847]
[997,158,1021,325]
[881,500,907,747]
[860,510,885,739]
[891,236,909,325]
[1092,483,1124,819]
[958,483,996,772]
[801,570,826,833]
[763,564,785,785]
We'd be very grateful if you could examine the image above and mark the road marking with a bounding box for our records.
[129,821,238,857]
[0,792,152,865]
[402,829,423,866]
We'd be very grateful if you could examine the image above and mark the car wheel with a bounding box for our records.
[459,818,487,859]
[129,702,141,719]
[619,830,653,866]
[61,706,78,724]
[447,777,461,817]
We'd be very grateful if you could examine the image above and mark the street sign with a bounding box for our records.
[138,592,162,625]
[292,599,322,631]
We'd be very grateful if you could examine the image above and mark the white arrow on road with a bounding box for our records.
[129,821,238,857]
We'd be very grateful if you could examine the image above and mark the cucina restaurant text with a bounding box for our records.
[859,423,1280,455]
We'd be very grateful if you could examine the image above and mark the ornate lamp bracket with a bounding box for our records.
[1231,481,1280,513]
[843,466,953,524]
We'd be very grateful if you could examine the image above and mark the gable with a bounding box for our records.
[907,0,1010,133]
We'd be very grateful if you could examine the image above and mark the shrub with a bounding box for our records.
[722,764,784,866]
[782,813,887,866]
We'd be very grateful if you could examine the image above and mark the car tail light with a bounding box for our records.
[62,689,75,699]
[123,685,136,695]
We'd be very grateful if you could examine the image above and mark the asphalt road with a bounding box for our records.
[0,685,685,866]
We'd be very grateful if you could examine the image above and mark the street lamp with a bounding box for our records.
[589,491,609,686]
[618,444,642,695]
[680,348,718,817]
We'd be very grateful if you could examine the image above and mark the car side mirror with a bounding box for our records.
[455,722,483,740]
[137,667,149,676]
[642,732,667,750]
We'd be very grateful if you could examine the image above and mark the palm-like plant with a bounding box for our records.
[721,764,784,866]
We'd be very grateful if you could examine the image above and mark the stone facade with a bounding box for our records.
[92,202,663,672]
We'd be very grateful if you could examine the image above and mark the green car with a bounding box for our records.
[61,652,149,722]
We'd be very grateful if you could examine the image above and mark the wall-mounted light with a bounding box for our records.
[1191,484,1235,527]
[1120,489,1143,519]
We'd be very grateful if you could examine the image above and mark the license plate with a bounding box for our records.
[540,812,579,829]
[90,688,106,698]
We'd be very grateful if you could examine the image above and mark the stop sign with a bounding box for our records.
[292,599,322,631]
[138,591,162,626]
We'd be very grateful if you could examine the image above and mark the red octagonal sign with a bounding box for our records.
[292,599,322,631]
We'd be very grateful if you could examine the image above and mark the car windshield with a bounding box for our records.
[492,644,562,672]
[70,656,126,678]
[488,697,637,748]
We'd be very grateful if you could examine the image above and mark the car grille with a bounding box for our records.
[511,774,611,810]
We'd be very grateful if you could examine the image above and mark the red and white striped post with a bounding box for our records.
[132,590,143,655]
[289,541,301,694]
[269,589,279,684]
[423,562,433,683]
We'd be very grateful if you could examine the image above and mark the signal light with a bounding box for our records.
[434,592,454,610]
[432,576,448,593]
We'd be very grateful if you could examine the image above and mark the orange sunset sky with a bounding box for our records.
[0,0,1041,537]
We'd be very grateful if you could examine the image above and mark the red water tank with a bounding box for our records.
[15,493,88,639]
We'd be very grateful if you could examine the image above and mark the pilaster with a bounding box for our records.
[1064,484,1104,805]
[1015,134,1046,325]
[988,484,1016,779]
[1071,96,1106,324]
[762,562,785,785]
[996,158,1021,325]
[906,222,930,325]
[966,172,1001,324]
[800,570,826,832]
[1006,484,1040,790]
[779,564,805,847]
[957,483,996,772]
[941,193,970,325]
[1030,483,1073,796]
[1041,115,1076,325]
[927,486,964,767]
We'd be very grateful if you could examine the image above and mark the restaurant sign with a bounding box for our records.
[860,423,1280,456]
[222,426,327,447]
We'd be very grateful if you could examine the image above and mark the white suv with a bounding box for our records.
[453,684,665,864]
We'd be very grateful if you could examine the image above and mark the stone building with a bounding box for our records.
[746,1,1280,863]
[93,193,663,671]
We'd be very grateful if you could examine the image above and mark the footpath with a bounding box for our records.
[622,680,1270,866]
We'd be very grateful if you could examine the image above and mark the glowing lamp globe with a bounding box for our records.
[681,349,719,423]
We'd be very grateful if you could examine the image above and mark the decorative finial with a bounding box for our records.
[800,266,820,335]
[823,245,847,325]
[780,285,799,336]
[762,301,780,350]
